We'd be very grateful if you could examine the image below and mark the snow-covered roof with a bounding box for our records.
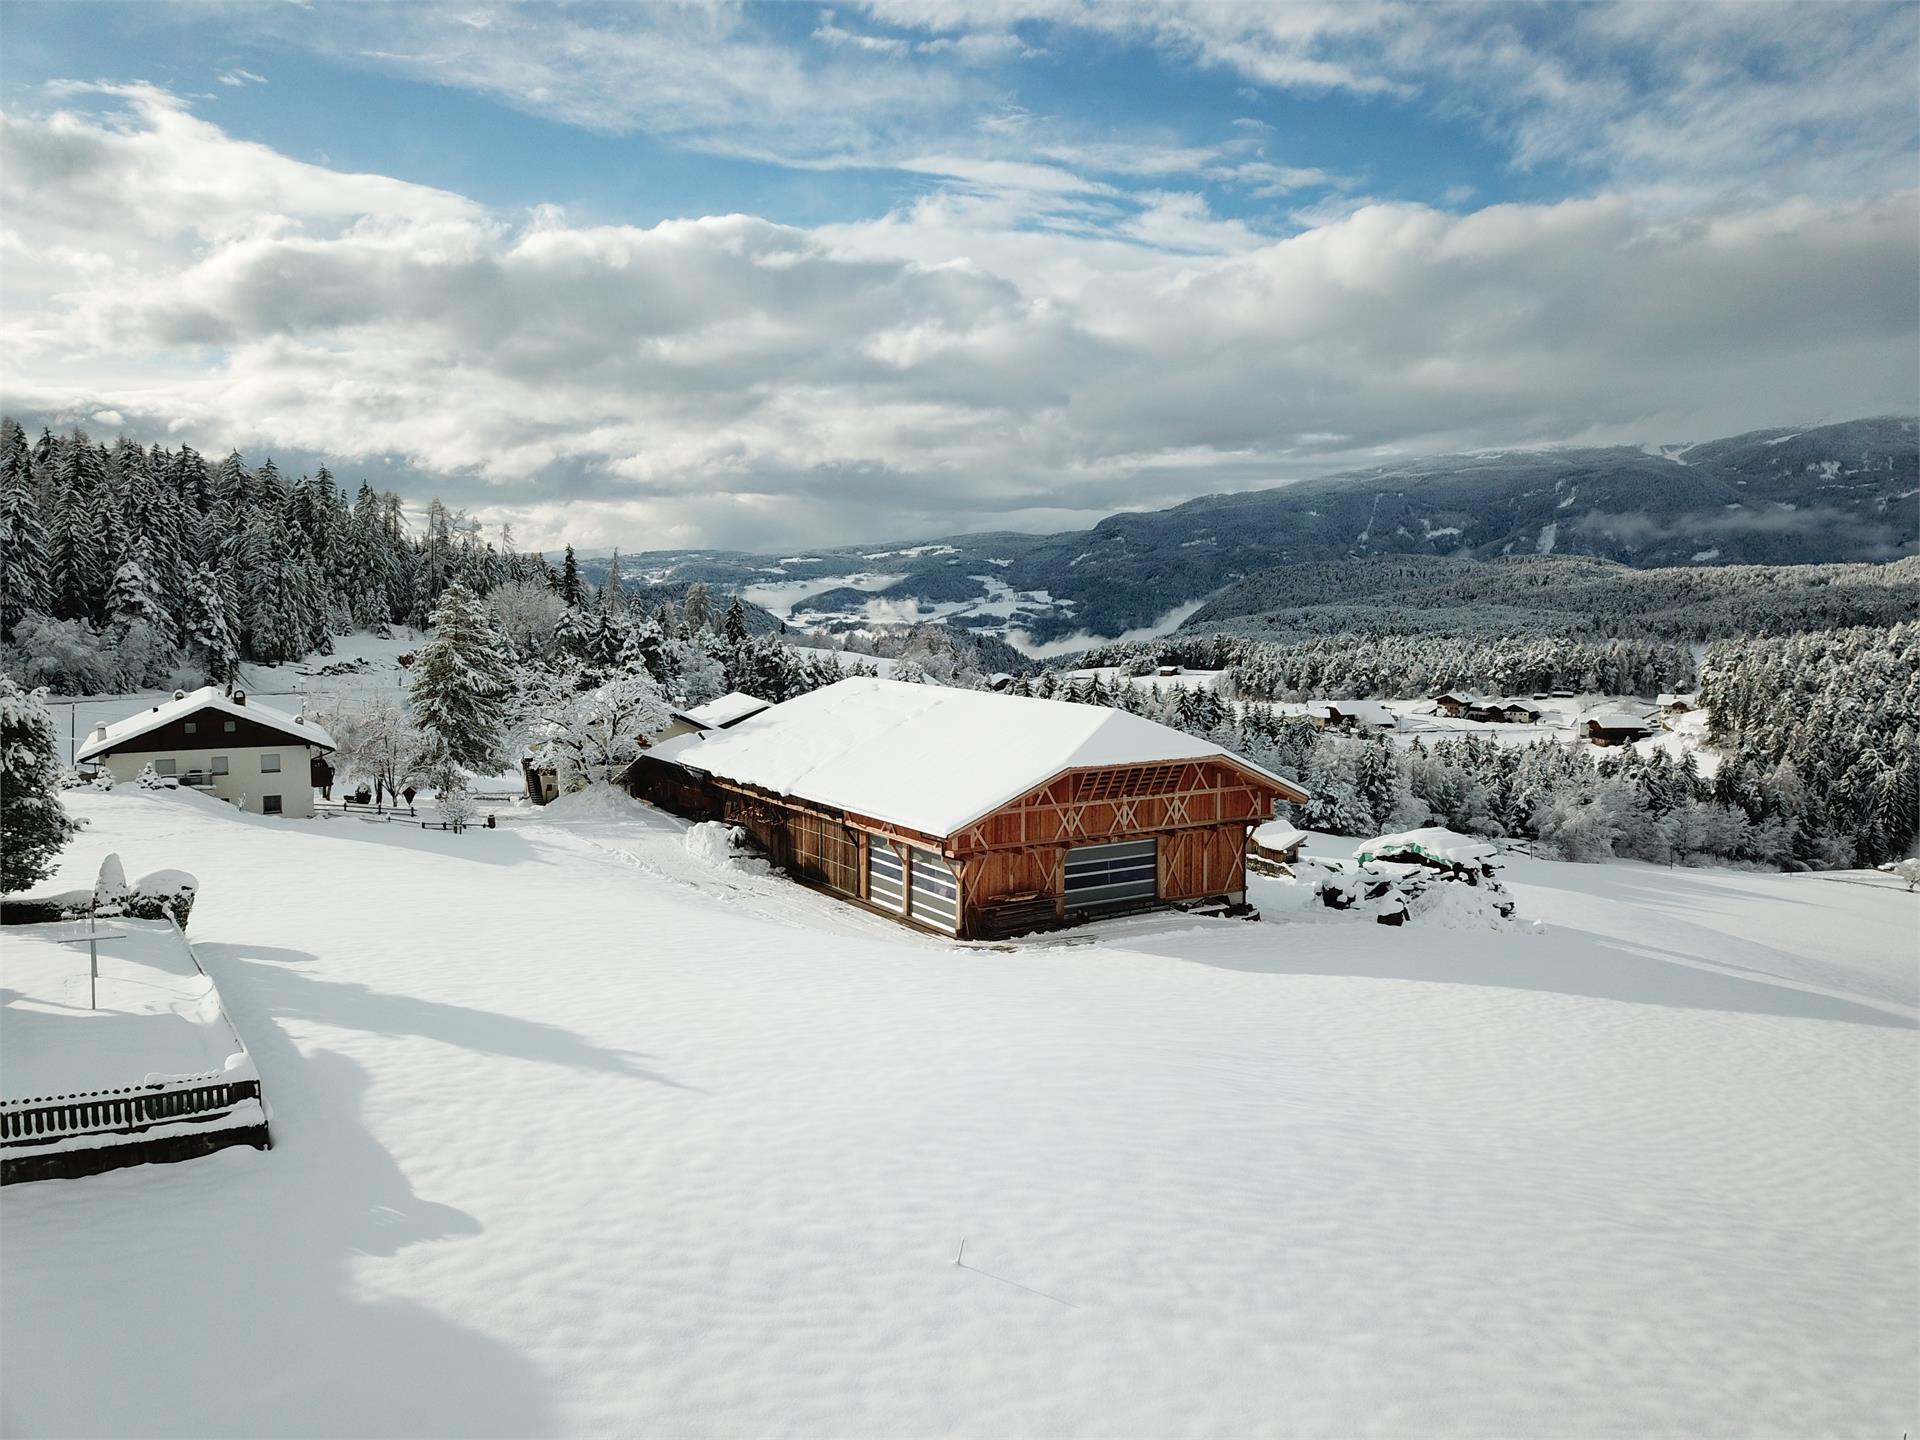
[1251,821,1306,852]
[646,676,1307,838]
[678,691,773,730]
[1657,692,1698,707]
[75,686,336,762]
[1587,711,1653,731]
[1476,696,1544,712]
[1354,828,1497,867]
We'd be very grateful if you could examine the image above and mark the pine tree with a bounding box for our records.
[50,435,109,621]
[0,467,52,630]
[410,580,515,772]
[181,565,240,681]
[723,596,749,647]
[559,545,583,608]
[0,675,78,892]
[106,554,169,631]
[602,550,625,614]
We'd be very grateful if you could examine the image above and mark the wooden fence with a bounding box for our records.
[2,1076,263,1147]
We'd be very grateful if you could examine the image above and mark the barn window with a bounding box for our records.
[867,843,905,912]
[1076,763,1186,802]
[907,847,959,932]
[1064,839,1158,912]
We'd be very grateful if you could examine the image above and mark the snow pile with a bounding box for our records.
[537,782,656,824]
[683,820,771,875]
[1316,840,1517,927]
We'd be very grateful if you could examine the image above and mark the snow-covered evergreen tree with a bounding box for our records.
[410,580,515,772]
[0,675,78,892]
[0,466,51,629]
[181,565,240,682]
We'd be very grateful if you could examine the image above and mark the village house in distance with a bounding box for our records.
[626,677,1308,939]
[74,687,336,818]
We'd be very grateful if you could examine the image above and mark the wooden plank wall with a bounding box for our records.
[630,756,1284,937]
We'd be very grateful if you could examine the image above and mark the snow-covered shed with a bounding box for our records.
[75,687,335,818]
[1586,712,1655,747]
[676,691,773,731]
[1308,700,1396,733]
[1466,696,1546,724]
[625,677,1308,939]
[523,692,773,806]
[1248,821,1307,873]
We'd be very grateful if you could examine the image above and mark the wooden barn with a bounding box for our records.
[622,677,1308,939]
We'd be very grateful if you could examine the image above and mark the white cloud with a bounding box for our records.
[1,86,1914,554]
[216,68,268,87]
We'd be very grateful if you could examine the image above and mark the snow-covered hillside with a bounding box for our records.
[3,787,1913,1436]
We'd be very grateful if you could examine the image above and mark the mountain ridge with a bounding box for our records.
[605,416,1919,647]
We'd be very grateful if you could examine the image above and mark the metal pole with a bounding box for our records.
[88,902,98,1010]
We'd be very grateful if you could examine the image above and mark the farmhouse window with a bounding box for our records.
[211,756,229,775]
[153,758,176,776]
[260,753,281,773]
[262,795,282,815]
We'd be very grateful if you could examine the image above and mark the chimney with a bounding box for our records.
[232,689,247,706]
[173,689,187,701]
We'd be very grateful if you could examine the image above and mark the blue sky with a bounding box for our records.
[1,1,1915,550]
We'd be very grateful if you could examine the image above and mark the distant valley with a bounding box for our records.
[594,416,1918,654]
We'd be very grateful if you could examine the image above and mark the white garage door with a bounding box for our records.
[868,843,905,912]
[908,847,959,932]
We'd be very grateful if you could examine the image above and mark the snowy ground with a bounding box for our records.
[3,786,1913,1437]
[3,918,244,1100]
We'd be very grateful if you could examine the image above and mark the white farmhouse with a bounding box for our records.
[75,687,337,818]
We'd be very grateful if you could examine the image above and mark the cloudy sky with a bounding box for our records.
[2,1,1915,552]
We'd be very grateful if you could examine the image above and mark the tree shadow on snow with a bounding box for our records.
[197,942,686,1085]
[1138,925,1917,1030]
[293,812,553,869]
[0,1001,559,1437]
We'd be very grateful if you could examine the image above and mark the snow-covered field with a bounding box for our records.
[3,786,1914,1437]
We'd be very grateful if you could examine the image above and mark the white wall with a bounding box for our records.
[97,745,322,818]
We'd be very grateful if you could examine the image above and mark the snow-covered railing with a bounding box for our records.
[1,1075,262,1147]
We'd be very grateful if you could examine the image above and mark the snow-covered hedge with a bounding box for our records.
[0,859,199,929]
